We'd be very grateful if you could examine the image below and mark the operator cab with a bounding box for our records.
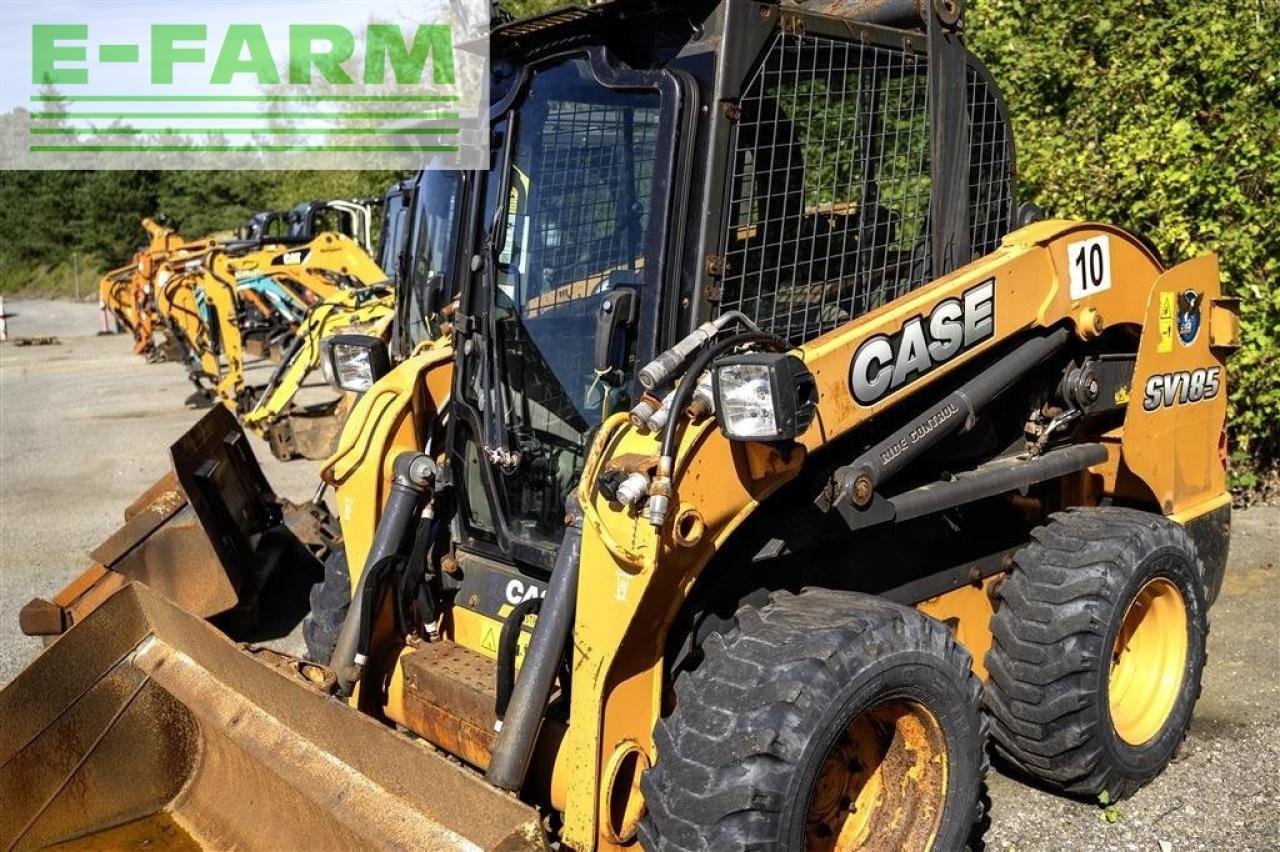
[446,0,1014,574]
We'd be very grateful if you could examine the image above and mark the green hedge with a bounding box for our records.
[967,0,1279,479]
[0,170,400,295]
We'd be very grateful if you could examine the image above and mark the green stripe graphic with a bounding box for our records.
[31,127,460,136]
[33,112,461,120]
[31,95,460,103]
[30,145,460,152]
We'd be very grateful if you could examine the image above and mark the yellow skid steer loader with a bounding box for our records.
[3,2,1238,849]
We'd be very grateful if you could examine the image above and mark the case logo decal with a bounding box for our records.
[849,279,995,406]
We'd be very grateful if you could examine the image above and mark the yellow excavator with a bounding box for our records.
[154,232,387,409]
[4,2,1238,849]
[238,172,460,461]
[100,217,198,360]
[241,284,395,460]
[97,262,138,334]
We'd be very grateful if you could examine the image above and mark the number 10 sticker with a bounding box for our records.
[1068,235,1112,299]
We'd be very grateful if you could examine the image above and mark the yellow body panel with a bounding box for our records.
[1120,254,1230,514]
[321,346,454,585]
[327,220,1231,849]
[551,221,1230,848]
[155,233,387,407]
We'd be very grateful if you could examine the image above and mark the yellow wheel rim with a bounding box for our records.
[805,699,947,851]
[1108,577,1188,746]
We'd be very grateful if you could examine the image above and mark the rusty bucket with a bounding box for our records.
[0,583,545,851]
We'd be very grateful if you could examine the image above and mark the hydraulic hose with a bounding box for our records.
[658,330,788,462]
[330,452,437,696]
[486,493,583,791]
[637,310,761,391]
[494,596,543,725]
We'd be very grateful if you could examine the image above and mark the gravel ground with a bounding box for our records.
[1,300,1276,848]
[0,300,318,681]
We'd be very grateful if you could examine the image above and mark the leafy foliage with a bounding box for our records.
[967,0,1280,476]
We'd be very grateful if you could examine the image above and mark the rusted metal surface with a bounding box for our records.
[263,400,348,462]
[782,0,927,26]
[402,641,501,771]
[242,337,271,359]
[89,506,240,619]
[279,499,342,559]
[0,584,547,851]
[18,597,66,636]
[241,645,337,695]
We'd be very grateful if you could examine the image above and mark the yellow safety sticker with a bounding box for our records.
[1158,291,1176,353]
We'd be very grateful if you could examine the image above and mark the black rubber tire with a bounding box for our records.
[639,588,987,851]
[302,547,351,665]
[983,507,1209,801]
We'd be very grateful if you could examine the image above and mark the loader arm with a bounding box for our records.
[321,344,455,579]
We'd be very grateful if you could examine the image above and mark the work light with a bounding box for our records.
[321,334,391,393]
[712,352,817,442]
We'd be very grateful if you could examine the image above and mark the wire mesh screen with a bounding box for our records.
[719,30,931,345]
[967,65,1013,259]
[519,99,659,317]
[718,30,1014,345]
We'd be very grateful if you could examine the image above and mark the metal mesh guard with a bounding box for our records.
[718,29,1012,345]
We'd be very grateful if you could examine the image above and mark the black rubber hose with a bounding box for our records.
[354,554,403,659]
[395,513,440,635]
[330,453,436,696]
[494,596,543,722]
[658,330,789,462]
[255,309,315,400]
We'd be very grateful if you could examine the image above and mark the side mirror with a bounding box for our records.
[320,334,391,393]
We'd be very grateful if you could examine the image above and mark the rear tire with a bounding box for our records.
[983,507,1208,800]
[639,589,986,851]
[302,547,351,664]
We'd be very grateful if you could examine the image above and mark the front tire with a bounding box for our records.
[983,507,1209,800]
[639,589,986,851]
